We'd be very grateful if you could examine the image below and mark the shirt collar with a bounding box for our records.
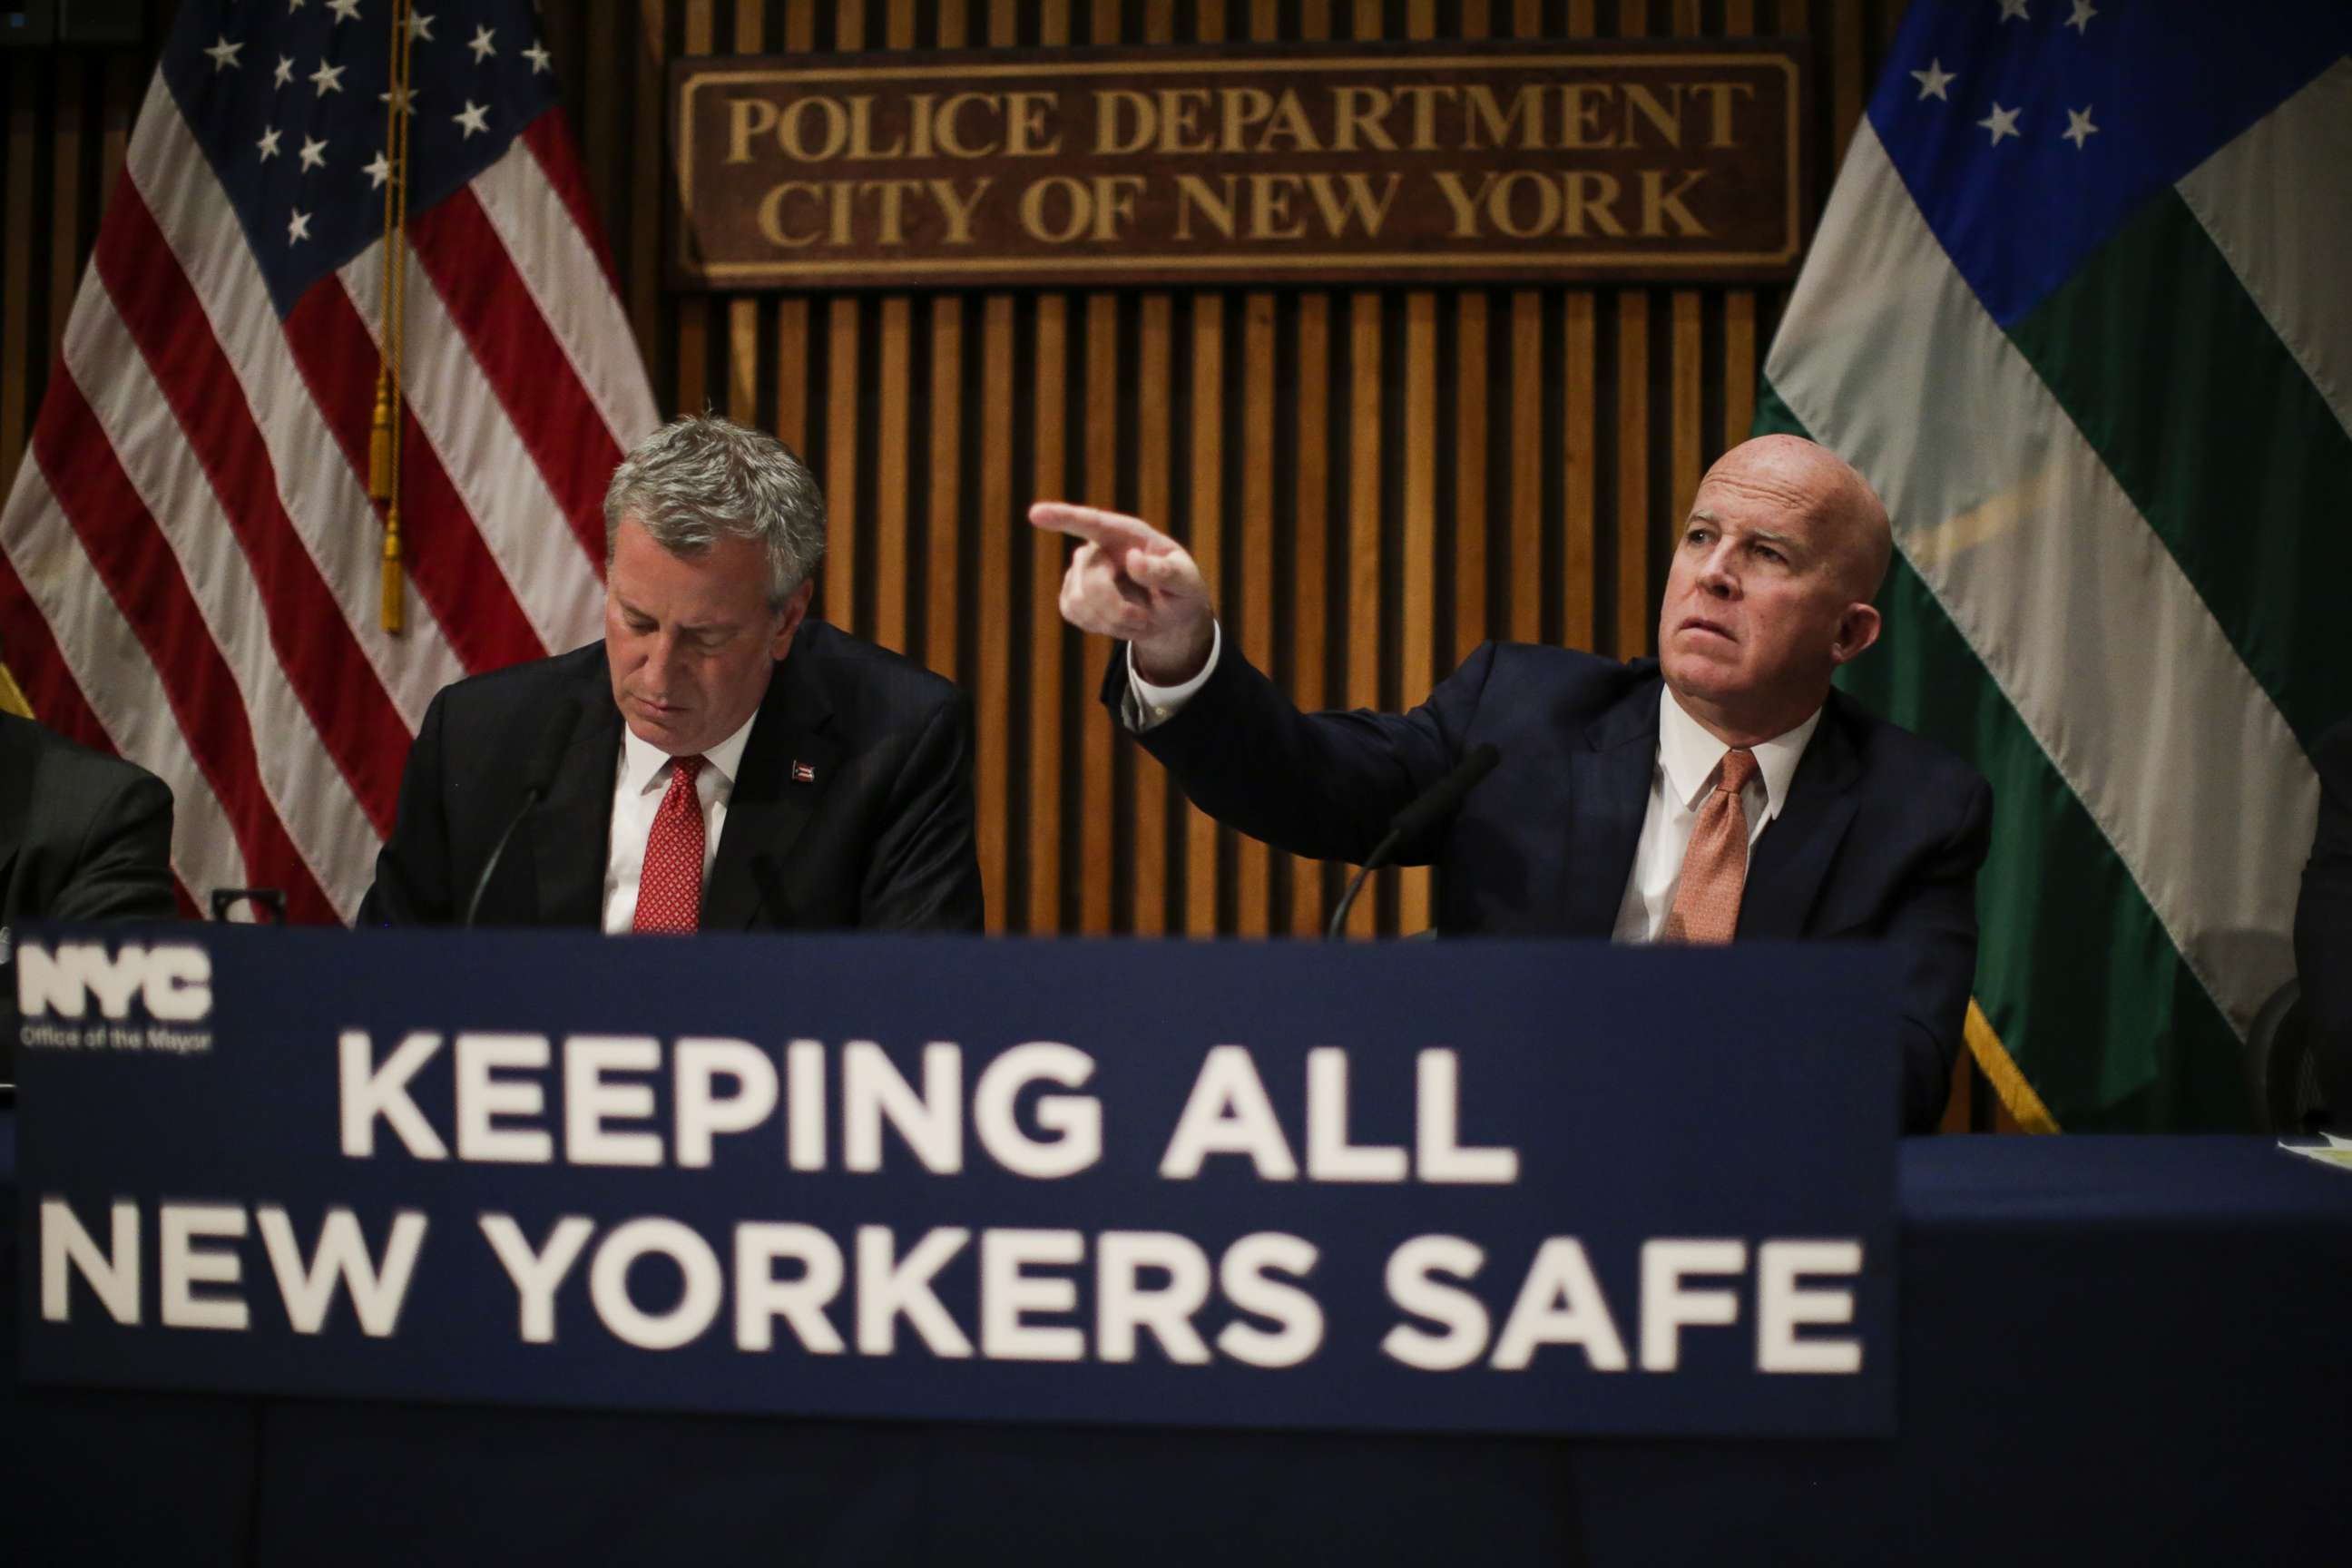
[618,706,760,799]
[1656,685,1823,824]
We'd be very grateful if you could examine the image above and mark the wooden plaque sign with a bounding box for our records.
[670,41,1808,289]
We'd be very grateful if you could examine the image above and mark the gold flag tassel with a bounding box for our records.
[372,0,417,633]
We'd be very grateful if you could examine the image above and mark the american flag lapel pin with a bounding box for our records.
[791,760,818,784]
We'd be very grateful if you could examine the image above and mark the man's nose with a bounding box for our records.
[1700,544,1740,594]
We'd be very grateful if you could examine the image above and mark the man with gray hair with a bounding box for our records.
[359,414,983,932]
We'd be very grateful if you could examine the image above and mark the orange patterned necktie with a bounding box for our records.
[632,755,707,935]
[1661,747,1759,945]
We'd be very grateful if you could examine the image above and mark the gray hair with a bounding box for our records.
[603,414,826,609]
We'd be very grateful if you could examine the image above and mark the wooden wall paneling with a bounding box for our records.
[986,0,1016,48]
[1562,290,1598,652]
[823,298,860,628]
[630,1,666,374]
[774,298,809,451]
[976,295,1015,931]
[1723,0,1759,450]
[1132,293,1173,935]
[1081,289,1118,933]
[48,60,83,369]
[786,0,819,49]
[936,0,969,47]
[1143,1,1177,44]
[1237,290,1277,936]
[887,0,916,50]
[1183,295,1224,936]
[1398,291,1437,936]
[100,54,137,220]
[1614,289,1651,657]
[927,296,964,679]
[873,294,912,653]
[835,0,867,51]
[674,3,712,416]
[724,3,764,426]
[1455,291,1489,668]
[1834,0,1868,159]
[1289,292,1330,937]
[1027,295,1068,932]
[3,55,37,501]
[1344,288,1380,937]
[1669,2,1706,532]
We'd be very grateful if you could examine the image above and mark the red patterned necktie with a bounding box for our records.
[632,755,707,935]
[1661,747,1759,945]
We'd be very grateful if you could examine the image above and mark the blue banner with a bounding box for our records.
[15,926,1899,1436]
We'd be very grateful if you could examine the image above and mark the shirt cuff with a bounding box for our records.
[1125,622,1221,732]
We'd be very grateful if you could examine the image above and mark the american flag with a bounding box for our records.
[0,0,658,924]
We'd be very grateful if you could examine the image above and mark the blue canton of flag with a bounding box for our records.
[1869,0,2352,327]
[161,0,564,318]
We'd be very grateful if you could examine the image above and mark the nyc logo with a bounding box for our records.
[16,942,213,1023]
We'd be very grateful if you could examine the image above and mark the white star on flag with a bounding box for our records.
[405,12,436,42]
[273,55,294,88]
[287,208,312,243]
[1978,103,2022,144]
[523,41,552,74]
[327,0,361,23]
[468,25,496,63]
[204,36,244,71]
[298,136,328,172]
[2066,0,2098,32]
[454,101,491,138]
[380,83,417,116]
[288,0,309,10]
[1912,59,1955,101]
[256,125,283,161]
[310,61,346,95]
[2062,105,2100,148]
[1997,0,2031,19]
[362,149,393,189]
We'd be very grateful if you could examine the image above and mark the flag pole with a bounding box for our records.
[369,0,416,633]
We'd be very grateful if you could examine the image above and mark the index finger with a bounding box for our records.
[1028,500,1171,555]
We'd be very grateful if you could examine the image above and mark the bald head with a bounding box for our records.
[1705,435,1893,603]
[1658,434,1893,745]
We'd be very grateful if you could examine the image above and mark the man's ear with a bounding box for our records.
[1829,602,1882,666]
[769,578,816,661]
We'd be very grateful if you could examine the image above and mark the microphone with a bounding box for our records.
[1326,743,1501,941]
[461,702,584,928]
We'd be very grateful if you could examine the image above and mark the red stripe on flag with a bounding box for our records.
[0,544,116,757]
[284,282,550,675]
[521,111,624,297]
[33,376,339,925]
[409,186,619,574]
[95,189,407,835]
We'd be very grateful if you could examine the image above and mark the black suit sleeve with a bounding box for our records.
[858,691,985,932]
[355,690,455,927]
[1888,770,1994,1134]
[1104,637,1495,865]
[2297,722,2352,1127]
[48,767,178,922]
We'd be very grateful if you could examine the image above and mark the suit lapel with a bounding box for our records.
[703,651,841,930]
[1558,677,1661,936]
[1740,695,1863,939]
[530,678,622,928]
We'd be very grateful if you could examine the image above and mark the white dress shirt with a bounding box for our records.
[1609,685,1819,942]
[602,710,760,934]
[1129,629,1822,941]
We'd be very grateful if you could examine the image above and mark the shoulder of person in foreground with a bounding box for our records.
[0,711,178,922]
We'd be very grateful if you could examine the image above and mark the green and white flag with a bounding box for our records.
[1760,2,2352,1130]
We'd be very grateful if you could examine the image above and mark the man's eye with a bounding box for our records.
[1758,546,1785,564]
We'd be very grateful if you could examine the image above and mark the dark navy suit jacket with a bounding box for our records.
[2296,720,2352,1128]
[1109,640,1993,1133]
[358,621,983,933]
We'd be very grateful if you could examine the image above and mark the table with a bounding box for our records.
[7,1119,2347,1564]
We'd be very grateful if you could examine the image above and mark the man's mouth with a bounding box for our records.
[1679,616,1735,642]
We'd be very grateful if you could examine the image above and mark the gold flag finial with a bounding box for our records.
[374,0,417,632]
